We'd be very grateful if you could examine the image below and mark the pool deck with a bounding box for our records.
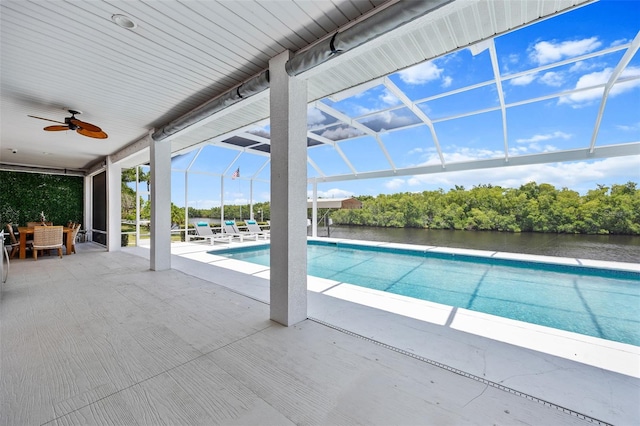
[162,238,638,417]
[2,238,638,425]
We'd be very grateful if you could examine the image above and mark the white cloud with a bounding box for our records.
[189,199,221,209]
[529,37,602,65]
[611,38,629,47]
[354,105,377,115]
[539,71,564,87]
[359,110,419,132]
[309,188,354,199]
[408,147,429,156]
[247,127,270,138]
[441,76,453,88]
[616,122,640,131]
[510,73,537,86]
[402,156,640,195]
[559,66,640,107]
[440,147,504,163]
[612,66,640,94]
[501,53,520,74]
[516,131,571,144]
[320,126,364,140]
[380,89,400,106]
[307,107,327,126]
[568,60,601,73]
[509,71,563,88]
[398,62,446,85]
[384,178,406,190]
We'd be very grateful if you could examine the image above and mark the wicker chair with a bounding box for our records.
[4,224,19,259]
[32,226,63,260]
[70,223,81,254]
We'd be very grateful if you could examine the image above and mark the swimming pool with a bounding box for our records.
[211,241,640,346]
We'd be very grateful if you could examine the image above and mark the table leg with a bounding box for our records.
[20,232,27,259]
[65,230,73,255]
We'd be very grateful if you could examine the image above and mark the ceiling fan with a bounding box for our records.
[28,109,108,139]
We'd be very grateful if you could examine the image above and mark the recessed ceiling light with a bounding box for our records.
[112,14,137,30]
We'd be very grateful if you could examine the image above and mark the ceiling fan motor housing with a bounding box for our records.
[64,116,79,130]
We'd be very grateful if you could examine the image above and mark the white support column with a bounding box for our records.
[150,135,171,271]
[249,180,254,220]
[220,176,225,224]
[312,179,318,237]
[184,171,189,238]
[83,175,92,242]
[135,167,140,246]
[106,156,122,251]
[269,50,308,326]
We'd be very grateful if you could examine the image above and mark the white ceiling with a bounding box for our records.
[1,0,605,176]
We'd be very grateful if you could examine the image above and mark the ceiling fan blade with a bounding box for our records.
[70,118,102,132]
[29,115,66,125]
[44,125,71,131]
[77,128,108,139]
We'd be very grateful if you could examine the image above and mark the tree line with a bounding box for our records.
[121,170,639,235]
[330,182,640,235]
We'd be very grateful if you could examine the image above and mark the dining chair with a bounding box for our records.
[70,223,81,254]
[4,224,19,259]
[32,226,63,260]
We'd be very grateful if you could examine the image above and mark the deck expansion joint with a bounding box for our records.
[308,316,613,426]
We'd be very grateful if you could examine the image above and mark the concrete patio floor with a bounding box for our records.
[1,240,638,425]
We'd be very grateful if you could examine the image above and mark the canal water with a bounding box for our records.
[313,225,640,263]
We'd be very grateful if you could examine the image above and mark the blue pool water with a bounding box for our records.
[212,241,640,346]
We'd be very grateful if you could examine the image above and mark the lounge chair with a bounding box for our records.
[245,220,270,238]
[222,220,262,242]
[189,223,232,245]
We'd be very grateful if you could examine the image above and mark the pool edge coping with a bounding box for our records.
[202,236,640,378]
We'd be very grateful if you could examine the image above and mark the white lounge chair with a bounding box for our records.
[245,220,269,238]
[222,220,262,242]
[189,223,232,245]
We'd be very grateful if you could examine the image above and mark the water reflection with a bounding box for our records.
[313,226,640,263]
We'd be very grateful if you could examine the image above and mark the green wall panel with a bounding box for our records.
[0,171,83,227]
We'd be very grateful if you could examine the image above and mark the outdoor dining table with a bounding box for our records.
[17,226,74,259]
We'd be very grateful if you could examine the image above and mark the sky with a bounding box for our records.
[164,0,640,209]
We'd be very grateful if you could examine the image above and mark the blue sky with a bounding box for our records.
[166,0,639,209]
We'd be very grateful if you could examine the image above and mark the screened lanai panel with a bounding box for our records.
[389,49,495,102]
[311,123,365,141]
[188,145,245,173]
[379,126,436,168]
[153,0,638,197]
[182,173,223,208]
[308,106,340,129]
[595,84,640,147]
[322,85,393,118]
[224,136,265,149]
[503,50,628,105]
[506,101,599,153]
[307,144,353,177]
[494,0,637,68]
[337,136,391,173]
[358,107,423,132]
[420,84,500,121]
[434,111,505,157]
[171,150,198,171]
